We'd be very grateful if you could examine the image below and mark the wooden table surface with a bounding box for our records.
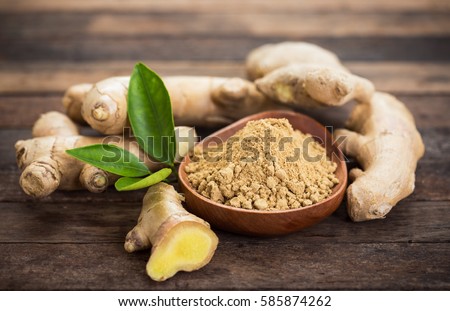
[1,0,449,290]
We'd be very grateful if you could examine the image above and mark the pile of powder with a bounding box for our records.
[185,118,339,211]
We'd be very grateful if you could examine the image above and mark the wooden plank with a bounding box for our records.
[0,242,448,290]
[3,128,450,203]
[0,171,150,204]
[2,158,449,203]
[0,62,449,95]
[1,0,448,293]
[0,200,448,244]
[0,0,448,13]
[0,202,138,243]
[0,61,244,94]
[1,93,449,203]
[412,161,450,201]
[348,63,450,95]
[295,95,450,129]
[0,96,65,128]
[0,37,449,62]
[0,94,450,131]
[0,94,448,129]
[2,11,449,38]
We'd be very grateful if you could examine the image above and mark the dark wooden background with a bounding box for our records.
[1,0,449,290]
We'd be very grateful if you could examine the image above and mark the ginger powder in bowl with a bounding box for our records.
[185,118,339,211]
[178,110,347,236]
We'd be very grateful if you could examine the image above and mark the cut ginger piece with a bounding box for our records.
[147,221,218,281]
[125,182,219,282]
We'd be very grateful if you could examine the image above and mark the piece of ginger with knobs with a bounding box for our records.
[125,182,218,281]
[15,111,195,197]
[63,76,283,134]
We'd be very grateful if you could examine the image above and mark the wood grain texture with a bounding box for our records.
[0,0,449,290]
[1,62,449,95]
[1,242,448,290]
[3,160,449,203]
[2,11,449,38]
[0,93,449,129]
[1,0,448,13]
[1,200,448,244]
[2,37,449,62]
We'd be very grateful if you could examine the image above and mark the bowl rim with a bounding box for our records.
[178,110,348,215]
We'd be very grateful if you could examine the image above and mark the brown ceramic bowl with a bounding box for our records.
[178,110,347,237]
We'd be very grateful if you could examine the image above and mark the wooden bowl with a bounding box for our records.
[178,110,347,237]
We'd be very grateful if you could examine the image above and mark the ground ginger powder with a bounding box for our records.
[185,118,339,211]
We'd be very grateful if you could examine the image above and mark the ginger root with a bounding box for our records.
[255,64,374,109]
[125,182,218,281]
[246,42,374,108]
[16,133,107,197]
[62,83,92,124]
[63,76,281,134]
[17,111,124,197]
[17,111,113,196]
[246,41,346,80]
[32,111,80,137]
[247,42,424,221]
[16,111,195,197]
[334,92,425,221]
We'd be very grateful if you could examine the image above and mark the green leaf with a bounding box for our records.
[66,144,150,177]
[115,168,172,191]
[128,63,176,166]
